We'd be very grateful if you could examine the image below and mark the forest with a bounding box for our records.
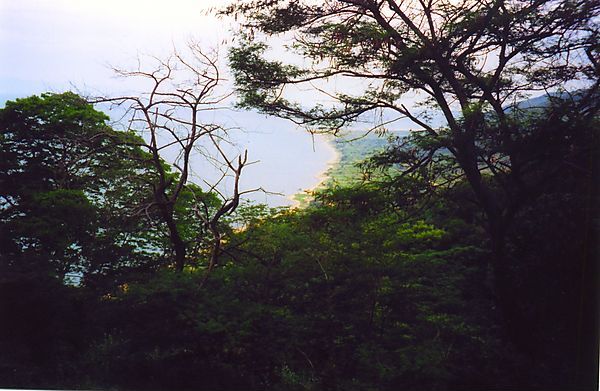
[1,1,599,390]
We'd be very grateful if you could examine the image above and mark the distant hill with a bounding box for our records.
[506,89,594,112]
[319,92,559,186]
[510,94,550,110]
[325,130,410,185]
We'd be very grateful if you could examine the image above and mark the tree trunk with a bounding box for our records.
[453,136,532,353]
[157,199,186,272]
[488,220,538,358]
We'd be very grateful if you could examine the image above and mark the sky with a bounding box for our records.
[0,0,345,206]
[0,0,427,111]
[0,0,231,97]
[0,0,433,206]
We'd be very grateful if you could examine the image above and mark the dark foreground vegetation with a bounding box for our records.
[1,0,599,389]
[0,90,597,391]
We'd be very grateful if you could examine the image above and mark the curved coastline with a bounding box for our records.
[289,135,341,208]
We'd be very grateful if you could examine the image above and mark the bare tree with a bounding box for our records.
[93,43,256,272]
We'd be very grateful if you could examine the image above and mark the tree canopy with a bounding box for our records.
[0,2,598,389]
[0,92,159,283]
[222,0,599,387]
[224,0,598,239]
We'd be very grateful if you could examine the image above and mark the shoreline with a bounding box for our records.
[288,135,341,208]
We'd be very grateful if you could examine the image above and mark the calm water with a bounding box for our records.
[0,95,336,207]
[186,111,337,207]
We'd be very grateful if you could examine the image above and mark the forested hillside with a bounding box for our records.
[1,0,599,390]
[0,89,597,390]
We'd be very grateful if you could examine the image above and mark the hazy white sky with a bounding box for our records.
[0,0,342,206]
[0,0,426,205]
[0,0,232,96]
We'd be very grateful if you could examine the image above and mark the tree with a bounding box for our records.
[0,92,160,283]
[223,0,598,248]
[221,0,599,386]
[0,92,175,387]
[95,44,259,273]
[82,184,502,391]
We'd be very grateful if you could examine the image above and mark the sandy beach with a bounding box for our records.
[288,135,341,208]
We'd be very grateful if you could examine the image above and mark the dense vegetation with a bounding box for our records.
[1,1,599,389]
[0,91,597,391]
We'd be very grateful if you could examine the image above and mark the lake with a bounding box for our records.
[0,94,337,207]
[190,110,339,207]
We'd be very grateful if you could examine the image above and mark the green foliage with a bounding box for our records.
[199,186,504,390]
[1,84,597,391]
[0,278,88,388]
[229,42,307,116]
[0,93,208,284]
